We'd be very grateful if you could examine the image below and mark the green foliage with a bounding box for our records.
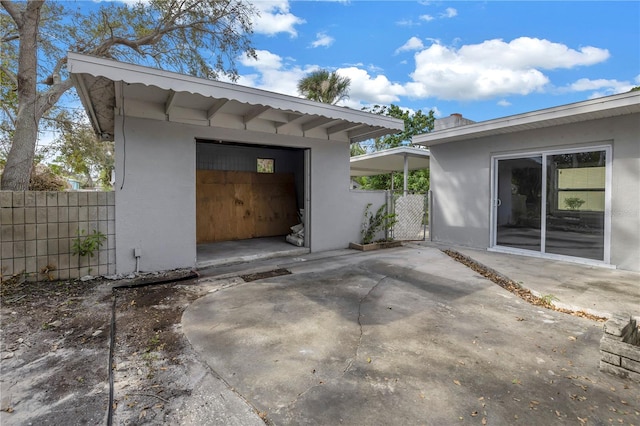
[630,86,640,92]
[353,104,434,193]
[297,70,351,104]
[350,142,366,157]
[72,230,107,258]
[358,169,430,193]
[42,111,114,189]
[361,203,397,244]
[564,197,585,211]
[362,104,435,151]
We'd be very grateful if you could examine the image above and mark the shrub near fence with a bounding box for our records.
[0,191,115,281]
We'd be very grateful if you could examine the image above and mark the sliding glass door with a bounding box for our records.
[495,156,542,251]
[493,147,610,264]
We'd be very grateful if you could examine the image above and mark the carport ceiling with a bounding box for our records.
[68,53,404,143]
[350,146,430,177]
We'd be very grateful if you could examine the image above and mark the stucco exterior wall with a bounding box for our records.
[114,116,386,274]
[114,117,196,273]
[429,113,639,272]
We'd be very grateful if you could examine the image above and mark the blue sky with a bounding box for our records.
[236,1,640,122]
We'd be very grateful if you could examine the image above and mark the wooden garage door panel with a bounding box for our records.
[196,170,298,243]
[253,179,298,237]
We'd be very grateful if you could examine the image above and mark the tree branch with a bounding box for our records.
[36,78,73,120]
[1,0,24,27]
[2,33,19,43]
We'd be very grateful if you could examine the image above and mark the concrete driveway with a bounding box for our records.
[183,246,639,425]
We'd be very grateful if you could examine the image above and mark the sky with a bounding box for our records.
[234,0,640,122]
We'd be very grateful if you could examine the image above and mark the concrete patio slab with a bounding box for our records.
[436,244,640,320]
[184,246,639,425]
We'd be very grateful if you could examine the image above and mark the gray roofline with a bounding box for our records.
[67,52,404,134]
[412,91,640,146]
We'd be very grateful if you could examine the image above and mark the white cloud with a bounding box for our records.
[395,37,425,54]
[565,77,636,98]
[311,32,334,48]
[440,7,457,18]
[237,49,313,96]
[407,38,610,100]
[430,106,442,118]
[251,1,305,37]
[337,67,406,107]
[497,99,512,107]
[420,14,435,22]
[396,19,420,27]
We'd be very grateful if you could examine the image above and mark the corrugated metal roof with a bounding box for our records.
[68,53,404,143]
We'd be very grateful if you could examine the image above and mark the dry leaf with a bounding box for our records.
[139,409,147,419]
[453,380,461,386]
[367,357,372,363]
[482,417,487,425]
[568,336,577,341]
[471,411,478,417]
[578,417,587,424]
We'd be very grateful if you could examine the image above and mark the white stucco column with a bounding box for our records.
[403,154,409,195]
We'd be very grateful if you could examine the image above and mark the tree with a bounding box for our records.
[1,0,257,190]
[44,111,114,189]
[355,104,435,192]
[297,69,351,104]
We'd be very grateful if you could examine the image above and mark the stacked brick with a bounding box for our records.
[0,191,116,281]
[600,313,640,382]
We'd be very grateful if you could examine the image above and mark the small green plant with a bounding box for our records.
[540,294,557,307]
[361,203,397,245]
[564,197,585,211]
[72,230,107,258]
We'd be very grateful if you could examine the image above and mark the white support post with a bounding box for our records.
[403,154,409,195]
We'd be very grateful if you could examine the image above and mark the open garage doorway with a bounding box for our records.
[195,140,310,267]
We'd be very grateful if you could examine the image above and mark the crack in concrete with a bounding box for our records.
[343,275,387,374]
[282,274,388,414]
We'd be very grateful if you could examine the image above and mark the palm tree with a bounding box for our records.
[297,70,351,104]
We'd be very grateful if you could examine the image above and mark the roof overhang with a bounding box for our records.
[67,52,404,143]
[413,91,640,146]
[350,146,430,177]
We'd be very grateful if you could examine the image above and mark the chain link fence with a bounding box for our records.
[387,191,429,241]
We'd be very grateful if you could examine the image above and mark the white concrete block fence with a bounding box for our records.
[0,191,115,281]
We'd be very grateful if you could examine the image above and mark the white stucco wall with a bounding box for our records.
[114,117,197,273]
[114,116,387,273]
[429,113,639,272]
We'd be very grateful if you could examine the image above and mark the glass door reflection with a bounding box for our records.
[496,156,543,251]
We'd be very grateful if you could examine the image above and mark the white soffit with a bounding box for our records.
[67,52,404,143]
[350,146,430,177]
[413,91,640,146]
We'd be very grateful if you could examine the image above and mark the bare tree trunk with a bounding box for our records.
[1,1,43,190]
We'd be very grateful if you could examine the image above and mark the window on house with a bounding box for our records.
[257,158,274,173]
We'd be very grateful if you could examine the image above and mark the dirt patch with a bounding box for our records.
[0,272,219,425]
[240,268,291,282]
[443,249,607,322]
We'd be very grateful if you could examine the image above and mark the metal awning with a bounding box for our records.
[350,146,430,192]
[67,52,404,143]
